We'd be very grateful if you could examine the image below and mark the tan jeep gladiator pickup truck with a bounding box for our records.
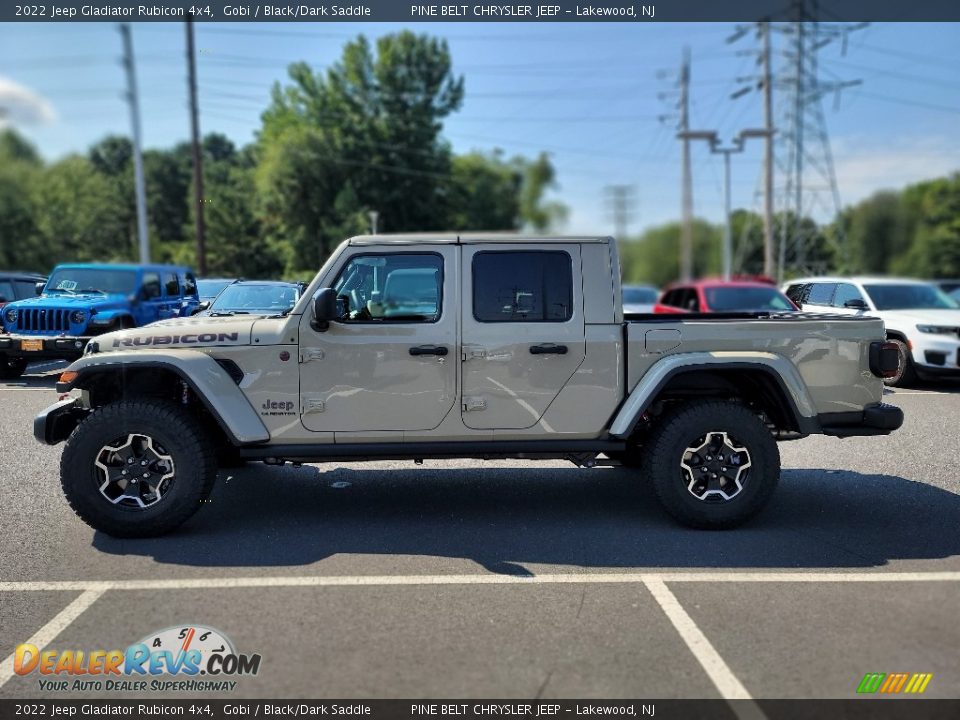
[35,234,903,537]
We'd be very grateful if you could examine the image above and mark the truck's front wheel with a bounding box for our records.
[60,400,217,537]
[643,401,780,529]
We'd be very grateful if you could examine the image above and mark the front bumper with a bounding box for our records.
[912,336,960,375]
[0,334,91,361]
[34,397,89,445]
[819,403,905,437]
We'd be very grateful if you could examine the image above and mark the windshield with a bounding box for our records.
[197,279,234,299]
[45,268,137,295]
[209,284,299,314]
[863,283,959,311]
[623,287,658,304]
[704,286,795,312]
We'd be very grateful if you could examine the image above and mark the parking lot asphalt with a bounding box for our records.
[1,363,958,700]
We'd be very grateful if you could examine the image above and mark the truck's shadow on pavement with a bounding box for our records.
[92,464,960,571]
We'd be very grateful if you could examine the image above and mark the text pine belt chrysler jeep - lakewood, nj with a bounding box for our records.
[34,234,904,537]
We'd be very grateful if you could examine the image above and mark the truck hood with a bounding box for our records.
[876,308,960,328]
[91,315,258,353]
[9,293,129,311]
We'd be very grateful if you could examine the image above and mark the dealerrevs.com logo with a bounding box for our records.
[857,672,933,695]
[13,625,261,693]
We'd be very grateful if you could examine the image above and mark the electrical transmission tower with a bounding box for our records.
[604,185,638,241]
[729,3,866,281]
[658,48,694,280]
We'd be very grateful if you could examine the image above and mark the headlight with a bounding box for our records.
[916,325,958,335]
[70,310,86,324]
[4,308,16,323]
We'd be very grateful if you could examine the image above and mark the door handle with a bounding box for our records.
[530,343,568,355]
[409,345,448,356]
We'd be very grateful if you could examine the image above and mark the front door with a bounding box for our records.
[298,246,457,433]
[132,272,163,326]
[460,244,586,430]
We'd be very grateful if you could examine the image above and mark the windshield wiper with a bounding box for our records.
[78,288,107,295]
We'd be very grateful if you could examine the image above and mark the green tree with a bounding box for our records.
[32,155,126,265]
[619,219,722,287]
[257,31,464,273]
[0,130,42,270]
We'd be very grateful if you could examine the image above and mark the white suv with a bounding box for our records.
[784,277,960,386]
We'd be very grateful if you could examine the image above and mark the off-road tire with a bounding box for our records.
[642,400,780,529]
[884,338,917,388]
[0,358,27,380]
[60,399,217,537]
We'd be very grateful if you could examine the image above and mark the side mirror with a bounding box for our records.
[197,301,211,312]
[312,288,338,330]
[844,298,868,310]
[35,282,45,296]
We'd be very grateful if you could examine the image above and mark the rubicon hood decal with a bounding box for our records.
[111,332,243,348]
[98,316,257,351]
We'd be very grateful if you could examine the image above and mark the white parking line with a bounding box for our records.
[644,577,765,719]
[892,391,954,395]
[0,588,105,689]
[1,570,958,593]
[1,572,955,698]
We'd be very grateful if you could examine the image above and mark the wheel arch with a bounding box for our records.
[609,353,819,439]
[57,351,269,445]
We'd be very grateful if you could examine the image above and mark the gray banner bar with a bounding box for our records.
[4,0,960,23]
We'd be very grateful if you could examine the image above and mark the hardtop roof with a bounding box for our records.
[347,233,613,245]
[51,263,193,273]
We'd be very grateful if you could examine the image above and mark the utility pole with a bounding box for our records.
[119,24,149,264]
[604,185,637,241]
[679,47,693,282]
[185,18,206,275]
[678,129,772,281]
[368,210,379,235]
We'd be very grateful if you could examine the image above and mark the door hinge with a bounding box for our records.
[301,397,325,414]
[300,348,325,363]
[462,346,487,361]
[462,396,487,412]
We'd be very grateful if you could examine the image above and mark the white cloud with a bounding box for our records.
[832,135,960,206]
[0,75,56,129]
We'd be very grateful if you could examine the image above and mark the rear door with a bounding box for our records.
[460,244,586,430]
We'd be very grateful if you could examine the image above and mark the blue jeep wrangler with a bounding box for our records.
[0,263,199,378]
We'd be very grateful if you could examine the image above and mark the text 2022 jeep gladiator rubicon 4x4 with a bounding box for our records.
[35,235,904,537]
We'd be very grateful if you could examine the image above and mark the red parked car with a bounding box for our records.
[654,278,798,314]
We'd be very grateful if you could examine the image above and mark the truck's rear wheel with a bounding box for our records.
[643,401,780,529]
[0,358,27,379]
[60,400,217,537]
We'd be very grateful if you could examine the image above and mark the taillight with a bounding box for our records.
[869,341,900,378]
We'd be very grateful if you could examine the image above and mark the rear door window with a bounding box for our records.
[472,251,572,322]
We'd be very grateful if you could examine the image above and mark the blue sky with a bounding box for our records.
[2,21,958,236]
